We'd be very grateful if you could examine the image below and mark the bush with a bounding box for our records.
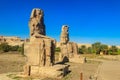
[109,52,118,55]
[78,48,84,54]
[11,45,19,51]
[87,47,93,54]
[18,44,24,55]
[0,43,23,53]
[108,46,119,55]
[117,49,120,55]
[0,43,11,52]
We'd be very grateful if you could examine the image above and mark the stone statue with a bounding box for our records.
[29,9,55,42]
[23,8,69,78]
[59,25,79,62]
[59,25,69,62]
[29,8,46,37]
[24,8,56,76]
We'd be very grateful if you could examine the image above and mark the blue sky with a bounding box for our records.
[0,0,120,45]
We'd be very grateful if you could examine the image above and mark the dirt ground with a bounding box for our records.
[63,61,100,80]
[0,52,26,74]
[97,60,120,80]
[0,52,100,80]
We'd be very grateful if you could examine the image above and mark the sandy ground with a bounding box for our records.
[0,52,26,74]
[97,60,120,80]
[1,53,120,80]
[0,53,100,80]
[64,61,99,80]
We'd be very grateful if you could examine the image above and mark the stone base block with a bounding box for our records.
[29,64,69,79]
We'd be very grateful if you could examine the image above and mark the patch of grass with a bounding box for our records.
[86,60,101,64]
[7,74,14,78]
[7,74,33,80]
[12,76,22,80]
[81,54,98,59]
[7,74,20,78]
[62,73,72,80]
[42,77,57,80]
[98,56,119,61]
[7,74,21,80]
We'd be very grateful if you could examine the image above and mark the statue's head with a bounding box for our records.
[30,8,44,19]
[62,25,69,32]
[61,25,69,44]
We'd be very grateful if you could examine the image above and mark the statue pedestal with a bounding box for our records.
[23,8,70,79]
[24,37,69,79]
[24,38,55,67]
[30,64,69,79]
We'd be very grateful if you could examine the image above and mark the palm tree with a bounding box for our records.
[79,45,87,54]
[92,42,101,54]
[100,44,108,55]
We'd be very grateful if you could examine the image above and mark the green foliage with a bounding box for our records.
[108,45,119,55]
[110,46,118,52]
[55,47,61,52]
[87,47,93,54]
[79,42,120,55]
[108,50,112,55]
[79,43,104,54]
[92,42,101,54]
[0,43,11,52]
[91,42,109,55]
[0,43,24,54]
[117,49,120,55]
[78,48,84,54]
[100,44,108,51]
[79,45,87,54]
[79,45,94,54]
[100,44,109,55]
[10,45,19,51]
[18,44,24,55]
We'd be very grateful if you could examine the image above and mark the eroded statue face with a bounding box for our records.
[62,26,69,32]
[29,9,45,37]
[61,25,69,44]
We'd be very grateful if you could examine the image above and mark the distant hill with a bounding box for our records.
[77,43,91,48]
[0,36,24,46]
